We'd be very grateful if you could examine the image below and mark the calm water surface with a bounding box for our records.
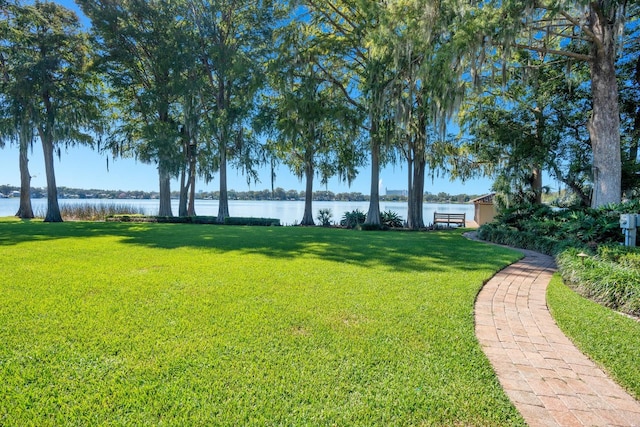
[0,198,473,226]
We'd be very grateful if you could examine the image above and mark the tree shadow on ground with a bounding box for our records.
[0,220,521,273]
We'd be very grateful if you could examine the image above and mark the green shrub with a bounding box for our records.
[316,208,333,227]
[491,203,621,247]
[556,209,620,244]
[597,245,640,270]
[478,200,639,254]
[340,209,366,229]
[496,203,554,227]
[556,248,640,317]
[106,214,149,222]
[381,210,404,228]
[190,216,221,224]
[223,217,280,226]
[358,223,384,231]
[156,216,187,223]
[106,215,220,224]
[109,216,280,226]
[477,223,575,255]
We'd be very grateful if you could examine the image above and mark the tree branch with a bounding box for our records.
[558,10,600,49]
[307,0,354,36]
[527,26,590,42]
[512,43,593,62]
[312,59,362,111]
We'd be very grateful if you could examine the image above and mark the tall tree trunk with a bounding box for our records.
[631,55,640,165]
[16,126,34,219]
[365,121,381,225]
[406,149,415,228]
[531,166,543,205]
[187,150,197,217]
[217,146,229,223]
[301,159,315,226]
[39,94,62,222]
[408,93,426,230]
[408,157,426,230]
[532,109,544,205]
[40,132,62,222]
[157,104,174,217]
[407,153,413,205]
[216,80,229,223]
[270,158,276,198]
[588,6,621,208]
[158,164,173,217]
[178,166,188,217]
[365,140,381,225]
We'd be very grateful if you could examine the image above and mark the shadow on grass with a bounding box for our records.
[0,219,520,273]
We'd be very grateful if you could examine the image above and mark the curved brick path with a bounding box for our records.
[474,247,640,426]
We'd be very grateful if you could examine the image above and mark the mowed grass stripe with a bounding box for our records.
[0,220,523,426]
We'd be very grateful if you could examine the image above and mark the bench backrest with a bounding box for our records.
[434,213,465,218]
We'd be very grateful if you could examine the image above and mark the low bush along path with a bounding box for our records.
[475,246,640,426]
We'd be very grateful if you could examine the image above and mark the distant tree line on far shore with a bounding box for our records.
[0,185,480,204]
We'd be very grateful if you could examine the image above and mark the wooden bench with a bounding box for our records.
[433,212,466,228]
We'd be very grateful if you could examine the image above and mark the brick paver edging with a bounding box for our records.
[471,237,640,426]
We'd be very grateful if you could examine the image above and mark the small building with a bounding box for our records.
[471,193,497,226]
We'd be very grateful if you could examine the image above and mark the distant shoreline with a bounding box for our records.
[0,185,482,204]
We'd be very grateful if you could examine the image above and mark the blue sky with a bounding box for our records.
[0,0,494,196]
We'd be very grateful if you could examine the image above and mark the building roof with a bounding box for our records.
[470,193,495,204]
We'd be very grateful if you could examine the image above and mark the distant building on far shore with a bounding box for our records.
[386,188,408,197]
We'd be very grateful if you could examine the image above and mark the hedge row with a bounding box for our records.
[557,248,640,317]
[476,224,574,256]
[223,217,280,226]
[107,215,280,226]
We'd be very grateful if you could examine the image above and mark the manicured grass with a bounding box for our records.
[547,274,640,399]
[0,220,523,425]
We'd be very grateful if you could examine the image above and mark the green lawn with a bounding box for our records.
[0,219,523,426]
[547,274,640,400]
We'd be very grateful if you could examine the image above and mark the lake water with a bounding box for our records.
[0,198,474,226]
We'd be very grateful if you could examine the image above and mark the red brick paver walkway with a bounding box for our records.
[475,248,640,426]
